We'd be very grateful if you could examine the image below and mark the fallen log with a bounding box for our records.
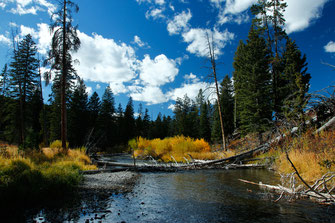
[314,116,335,134]
[239,178,335,204]
[195,143,270,167]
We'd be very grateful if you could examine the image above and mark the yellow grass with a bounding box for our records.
[131,136,231,162]
[273,130,335,183]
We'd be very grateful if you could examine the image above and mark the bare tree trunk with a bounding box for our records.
[207,35,226,150]
[61,0,67,150]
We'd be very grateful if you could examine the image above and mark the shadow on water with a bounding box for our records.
[1,156,334,223]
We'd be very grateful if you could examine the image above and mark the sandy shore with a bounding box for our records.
[80,171,141,194]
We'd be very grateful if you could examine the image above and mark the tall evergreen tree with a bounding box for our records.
[281,38,311,124]
[68,78,88,147]
[212,75,234,142]
[97,86,116,149]
[0,64,9,96]
[8,34,40,146]
[44,0,81,149]
[196,89,211,142]
[252,0,288,118]
[233,25,272,135]
[124,97,135,142]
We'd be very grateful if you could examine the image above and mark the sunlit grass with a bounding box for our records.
[0,141,96,201]
[272,129,335,183]
[130,136,231,162]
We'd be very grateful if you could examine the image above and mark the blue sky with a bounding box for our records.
[0,0,334,119]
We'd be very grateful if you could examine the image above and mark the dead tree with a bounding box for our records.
[206,34,226,150]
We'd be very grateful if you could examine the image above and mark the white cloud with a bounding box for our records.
[155,0,165,5]
[4,0,56,16]
[96,84,101,90]
[182,28,234,57]
[324,41,335,53]
[130,85,168,104]
[0,34,11,45]
[167,81,210,102]
[184,73,199,83]
[139,54,179,86]
[214,0,329,33]
[86,86,93,96]
[167,9,192,35]
[284,0,329,34]
[71,31,138,94]
[223,0,256,14]
[0,2,6,8]
[133,35,150,48]
[168,104,175,111]
[145,8,165,20]
[20,25,38,38]
[169,3,175,11]
[10,5,38,15]
[35,23,53,55]
[136,0,165,5]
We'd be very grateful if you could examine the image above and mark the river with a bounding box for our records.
[5,155,335,222]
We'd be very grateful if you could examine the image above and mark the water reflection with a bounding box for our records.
[2,167,334,222]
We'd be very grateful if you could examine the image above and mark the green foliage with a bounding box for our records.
[233,26,272,135]
[68,78,89,147]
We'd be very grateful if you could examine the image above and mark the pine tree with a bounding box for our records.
[68,78,88,147]
[8,34,40,146]
[44,0,81,150]
[252,0,288,118]
[124,97,135,142]
[281,38,311,125]
[142,108,150,138]
[220,75,235,137]
[97,86,116,149]
[0,64,9,96]
[196,89,211,142]
[233,25,272,135]
[212,75,234,142]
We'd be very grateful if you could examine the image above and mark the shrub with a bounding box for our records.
[50,140,69,150]
[131,136,216,162]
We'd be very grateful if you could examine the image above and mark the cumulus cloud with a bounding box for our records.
[145,8,165,20]
[167,9,192,35]
[4,0,56,16]
[324,41,335,53]
[71,31,138,94]
[284,0,329,34]
[20,24,39,38]
[167,81,209,102]
[0,34,11,45]
[130,85,168,104]
[214,0,329,33]
[96,84,101,90]
[182,28,234,57]
[139,54,179,86]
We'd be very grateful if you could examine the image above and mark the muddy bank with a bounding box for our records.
[80,171,141,194]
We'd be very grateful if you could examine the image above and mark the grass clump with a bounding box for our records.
[273,130,335,183]
[0,141,96,204]
[131,136,227,162]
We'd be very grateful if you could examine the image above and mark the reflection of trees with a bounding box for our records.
[29,191,112,222]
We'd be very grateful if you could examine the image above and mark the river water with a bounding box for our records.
[7,155,335,222]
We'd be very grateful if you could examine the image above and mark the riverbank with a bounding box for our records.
[80,171,140,194]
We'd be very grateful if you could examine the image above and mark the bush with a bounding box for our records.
[132,136,218,162]
[50,140,69,150]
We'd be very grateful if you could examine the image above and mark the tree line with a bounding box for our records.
[0,0,311,151]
